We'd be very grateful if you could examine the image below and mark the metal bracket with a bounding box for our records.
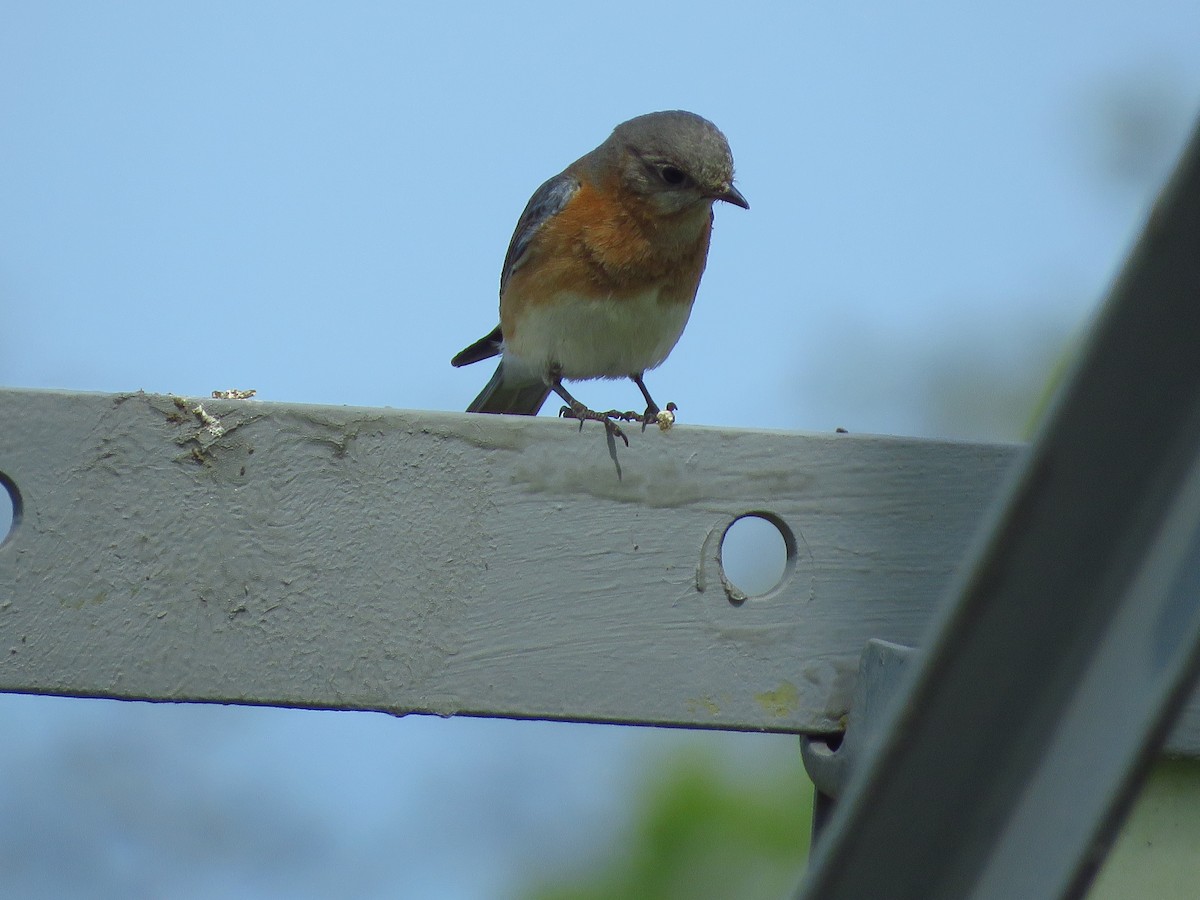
[801,639,917,842]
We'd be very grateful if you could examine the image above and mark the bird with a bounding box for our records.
[451,110,747,444]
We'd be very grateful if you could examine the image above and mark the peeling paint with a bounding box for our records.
[686,696,721,717]
[756,680,799,717]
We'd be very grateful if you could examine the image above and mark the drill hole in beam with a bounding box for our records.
[718,512,797,603]
[0,471,20,548]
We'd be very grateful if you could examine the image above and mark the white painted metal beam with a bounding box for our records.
[0,389,1006,733]
[3,388,1200,757]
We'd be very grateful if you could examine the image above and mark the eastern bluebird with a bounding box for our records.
[451,110,747,443]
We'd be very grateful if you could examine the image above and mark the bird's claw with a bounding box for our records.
[557,398,678,442]
[604,418,630,447]
[558,403,630,446]
[599,409,644,423]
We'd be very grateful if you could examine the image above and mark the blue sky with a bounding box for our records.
[3,2,1200,897]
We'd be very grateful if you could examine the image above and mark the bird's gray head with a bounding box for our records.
[604,110,748,216]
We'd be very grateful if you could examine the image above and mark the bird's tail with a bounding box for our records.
[467,363,551,415]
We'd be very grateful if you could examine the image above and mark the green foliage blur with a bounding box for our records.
[525,748,812,900]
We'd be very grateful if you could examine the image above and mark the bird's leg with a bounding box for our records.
[631,373,660,419]
[550,371,629,447]
[631,374,677,430]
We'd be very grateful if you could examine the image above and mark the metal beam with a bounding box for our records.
[2,389,1019,735]
[5,388,1200,758]
[799,114,1200,899]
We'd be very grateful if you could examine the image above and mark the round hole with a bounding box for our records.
[0,471,21,547]
[719,513,794,601]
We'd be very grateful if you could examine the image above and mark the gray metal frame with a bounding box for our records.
[798,114,1200,900]
[0,391,1026,738]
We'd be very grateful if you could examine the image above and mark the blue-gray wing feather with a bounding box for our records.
[451,172,578,416]
[451,174,578,369]
[500,172,580,294]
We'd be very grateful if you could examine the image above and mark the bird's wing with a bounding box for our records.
[499,172,581,294]
[450,172,579,373]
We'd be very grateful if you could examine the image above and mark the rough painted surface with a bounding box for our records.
[0,388,1195,750]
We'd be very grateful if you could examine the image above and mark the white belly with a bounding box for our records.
[505,290,693,381]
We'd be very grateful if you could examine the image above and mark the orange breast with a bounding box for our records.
[501,179,713,343]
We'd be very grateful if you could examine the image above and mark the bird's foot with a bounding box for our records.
[638,399,659,433]
[599,409,644,423]
[558,402,630,447]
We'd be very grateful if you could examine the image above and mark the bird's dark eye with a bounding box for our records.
[659,165,687,186]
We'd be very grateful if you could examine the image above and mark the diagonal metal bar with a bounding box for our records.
[799,113,1200,899]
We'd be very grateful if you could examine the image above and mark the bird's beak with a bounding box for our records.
[712,184,749,209]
